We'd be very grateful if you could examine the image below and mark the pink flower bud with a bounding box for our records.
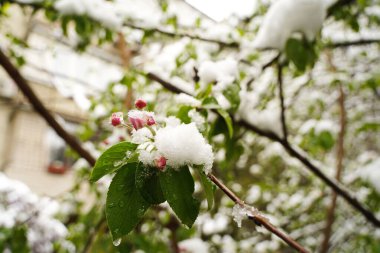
[147,117,155,126]
[155,156,166,170]
[129,117,145,130]
[128,110,155,130]
[135,99,147,109]
[110,112,124,127]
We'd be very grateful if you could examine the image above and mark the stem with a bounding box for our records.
[0,48,96,167]
[320,84,346,253]
[207,173,309,253]
[147,71,380,228]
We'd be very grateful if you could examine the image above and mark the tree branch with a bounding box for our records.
[0,48,96,167]
[207,173,309,253]
[320,84,346,253]
[327,39,380,48]
[277,63,288,142]
[146,71,380,228]
[124,23,239,49]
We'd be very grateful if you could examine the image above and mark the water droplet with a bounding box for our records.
[118,201,125,207]
[113,160,123,167]
[126,151,132,158]
[108,203,115,208]
[113,238,121,246]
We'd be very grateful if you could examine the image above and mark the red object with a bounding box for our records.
[111,112,124,127]
[111,117,122,126]
[129,116,145,130]
[47,161,67,174]
[155,156,167,170]
[147,116,156,126]
[135,99,147,109]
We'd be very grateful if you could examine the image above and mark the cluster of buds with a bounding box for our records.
[109,99,166,170]
[109,99,155,130]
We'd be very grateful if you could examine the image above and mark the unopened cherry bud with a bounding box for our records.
[147,117,155,126]
[155,156,166,170]
[110,112,124,127]
[135,99,147,109]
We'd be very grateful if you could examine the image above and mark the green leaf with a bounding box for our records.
[176,106,192,123]
[217,109,233,138]
[159,167,200,227]
[135,163,166,205]
[197,169,215,210]
[106,164,150,240]
[285,38,317,72]
[223,84,240,112]
[202,97,221,109]
[317,131,335,150]
[90,142,138,182]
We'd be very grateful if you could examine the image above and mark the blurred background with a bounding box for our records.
[0,0,379,252]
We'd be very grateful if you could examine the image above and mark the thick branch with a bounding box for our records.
[147,72,380,228]
[0,49,96,166]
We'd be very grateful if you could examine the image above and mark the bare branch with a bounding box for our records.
[207,173,309,253]
[327,39,380,48]
[320,84,347,253]
[124,23,239,48]
[277,63,288,142]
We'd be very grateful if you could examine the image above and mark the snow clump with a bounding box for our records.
[253,0,330,50]
[155,123,214,174]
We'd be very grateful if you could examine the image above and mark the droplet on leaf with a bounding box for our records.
[113,238,122,246]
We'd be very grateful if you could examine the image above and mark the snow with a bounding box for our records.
[198,58,238,85]
[253,0,329,50]
[175,93,202,107]
[300,119,338,134]
[54,0,123,29]
[0,173,69,253]
[188,109,206,131]
[154,123,214,173]
[131,128,154,144]
[179,238,209,253]
[232,204,248,228]
[200,213,229,235]
[360,158,380,193]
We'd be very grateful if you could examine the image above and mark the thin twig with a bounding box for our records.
[147,71,380,228]
[327,39,380,48]
[262,53,280,71]
[124,23,239,48]
[320,84,346,253]
[207,173,309,253]
[277,63,288,142]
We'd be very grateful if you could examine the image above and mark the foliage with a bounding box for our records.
[1,0,380,252]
